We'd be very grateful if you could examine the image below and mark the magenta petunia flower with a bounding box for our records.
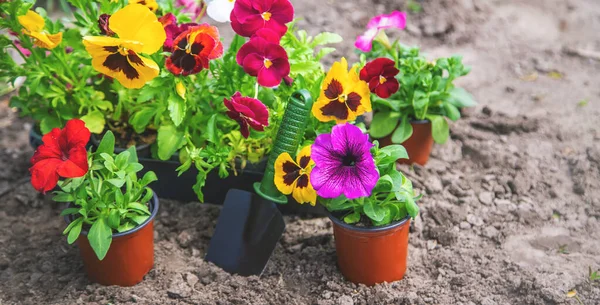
[230,0,294,38]
[236,29,290,87]
[310,123,379,199]
[355,11,407,52]
[224,92,269,138]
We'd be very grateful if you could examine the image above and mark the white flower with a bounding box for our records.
[207,0,235,23]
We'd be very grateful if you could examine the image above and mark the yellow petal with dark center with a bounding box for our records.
[18,10,45,32]
[291,169,317,206]
[296,145,313,169]
[84,36,159,89]
[109,4,166,54]
[274,152,301,195]
[313,58,355,123]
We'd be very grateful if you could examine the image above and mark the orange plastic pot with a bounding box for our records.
[67,193,158,286]
[379,120,433,166]
[328,212,411,286]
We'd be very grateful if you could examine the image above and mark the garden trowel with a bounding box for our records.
[205,90,313,276]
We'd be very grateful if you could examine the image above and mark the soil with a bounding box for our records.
[2,0,600,304]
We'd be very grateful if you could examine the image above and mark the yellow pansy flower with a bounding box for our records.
[312,57,371,124]
[274,146,317,206]
[129,0,159,12]
[83,4,166,89]
[17,10,63,50]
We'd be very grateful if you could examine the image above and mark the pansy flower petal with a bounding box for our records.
[17,10,45,32]
[109,4,166,54]
[274,152,301,195]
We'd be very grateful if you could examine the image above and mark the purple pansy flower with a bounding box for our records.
[355,11,407,52]
[310,123,379,199]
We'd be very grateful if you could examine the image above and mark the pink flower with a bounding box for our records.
[176,0,206,20]
[230,0,294,38]
[355,11,407,52]
[13,40,31,57]
[236,29,290,87]
[224,92,269,138]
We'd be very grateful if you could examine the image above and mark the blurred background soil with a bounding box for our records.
[1,0,600,304]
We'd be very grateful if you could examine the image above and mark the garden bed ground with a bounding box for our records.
[1,0,600,304]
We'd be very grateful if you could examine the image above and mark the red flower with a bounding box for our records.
[224,92,269,138]
[30,119,90,193]
[236,29,290,87]
[159,13,198,52]
[359,58,400,98]
[230,0,294,38]
[166,24,224,75]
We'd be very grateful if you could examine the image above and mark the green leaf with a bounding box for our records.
[431,115,449,144]
[373,175,394,193]
[96,131,115,156]
[88,217,112,260]
[107,179,125,188]
[391,118,413,144]
[52,192,75,202]
[67,218,82,244]
[60,207,80,216]
[206,114,218,143]
[290,61,321,74]
[193,171,208,202]
[363,201,386,222]
[311,32,343,46]
[126,146,138,163]
[157,125,184,160]
[168,94,186,127]
[131,215,149,225]
[388,169,404,191]
[443,103,461,121]
[128,202,150,215]
[447,87,476,108]
[379,145,408,163]
[316,47,336,60]
[343,211,361,224]
[81,110,105,134]
[369,112,400,138]
[324,195,353,211]
[107,209,120,229]
[129,108,155,134]
[140,171,158,187]
[125,162,144,173]
[115,151,130,168]
[406,197,420,218]
[40,116,61,134]
[117,222,135,233]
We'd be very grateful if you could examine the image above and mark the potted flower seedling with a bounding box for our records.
[355,11,476,165]
[1,0,341,203]
[30,119,159,287]
[271,56,420,285]
[274,123,420,285]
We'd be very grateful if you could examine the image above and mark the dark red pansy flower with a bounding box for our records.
[159,13,198,52]
[236,29,290,87]
[98,14,115,36]
[166,24,224,76]
[30,119,90,193]
[224,92,269,138]
[359,58,400,98]
[230,0,294,38]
